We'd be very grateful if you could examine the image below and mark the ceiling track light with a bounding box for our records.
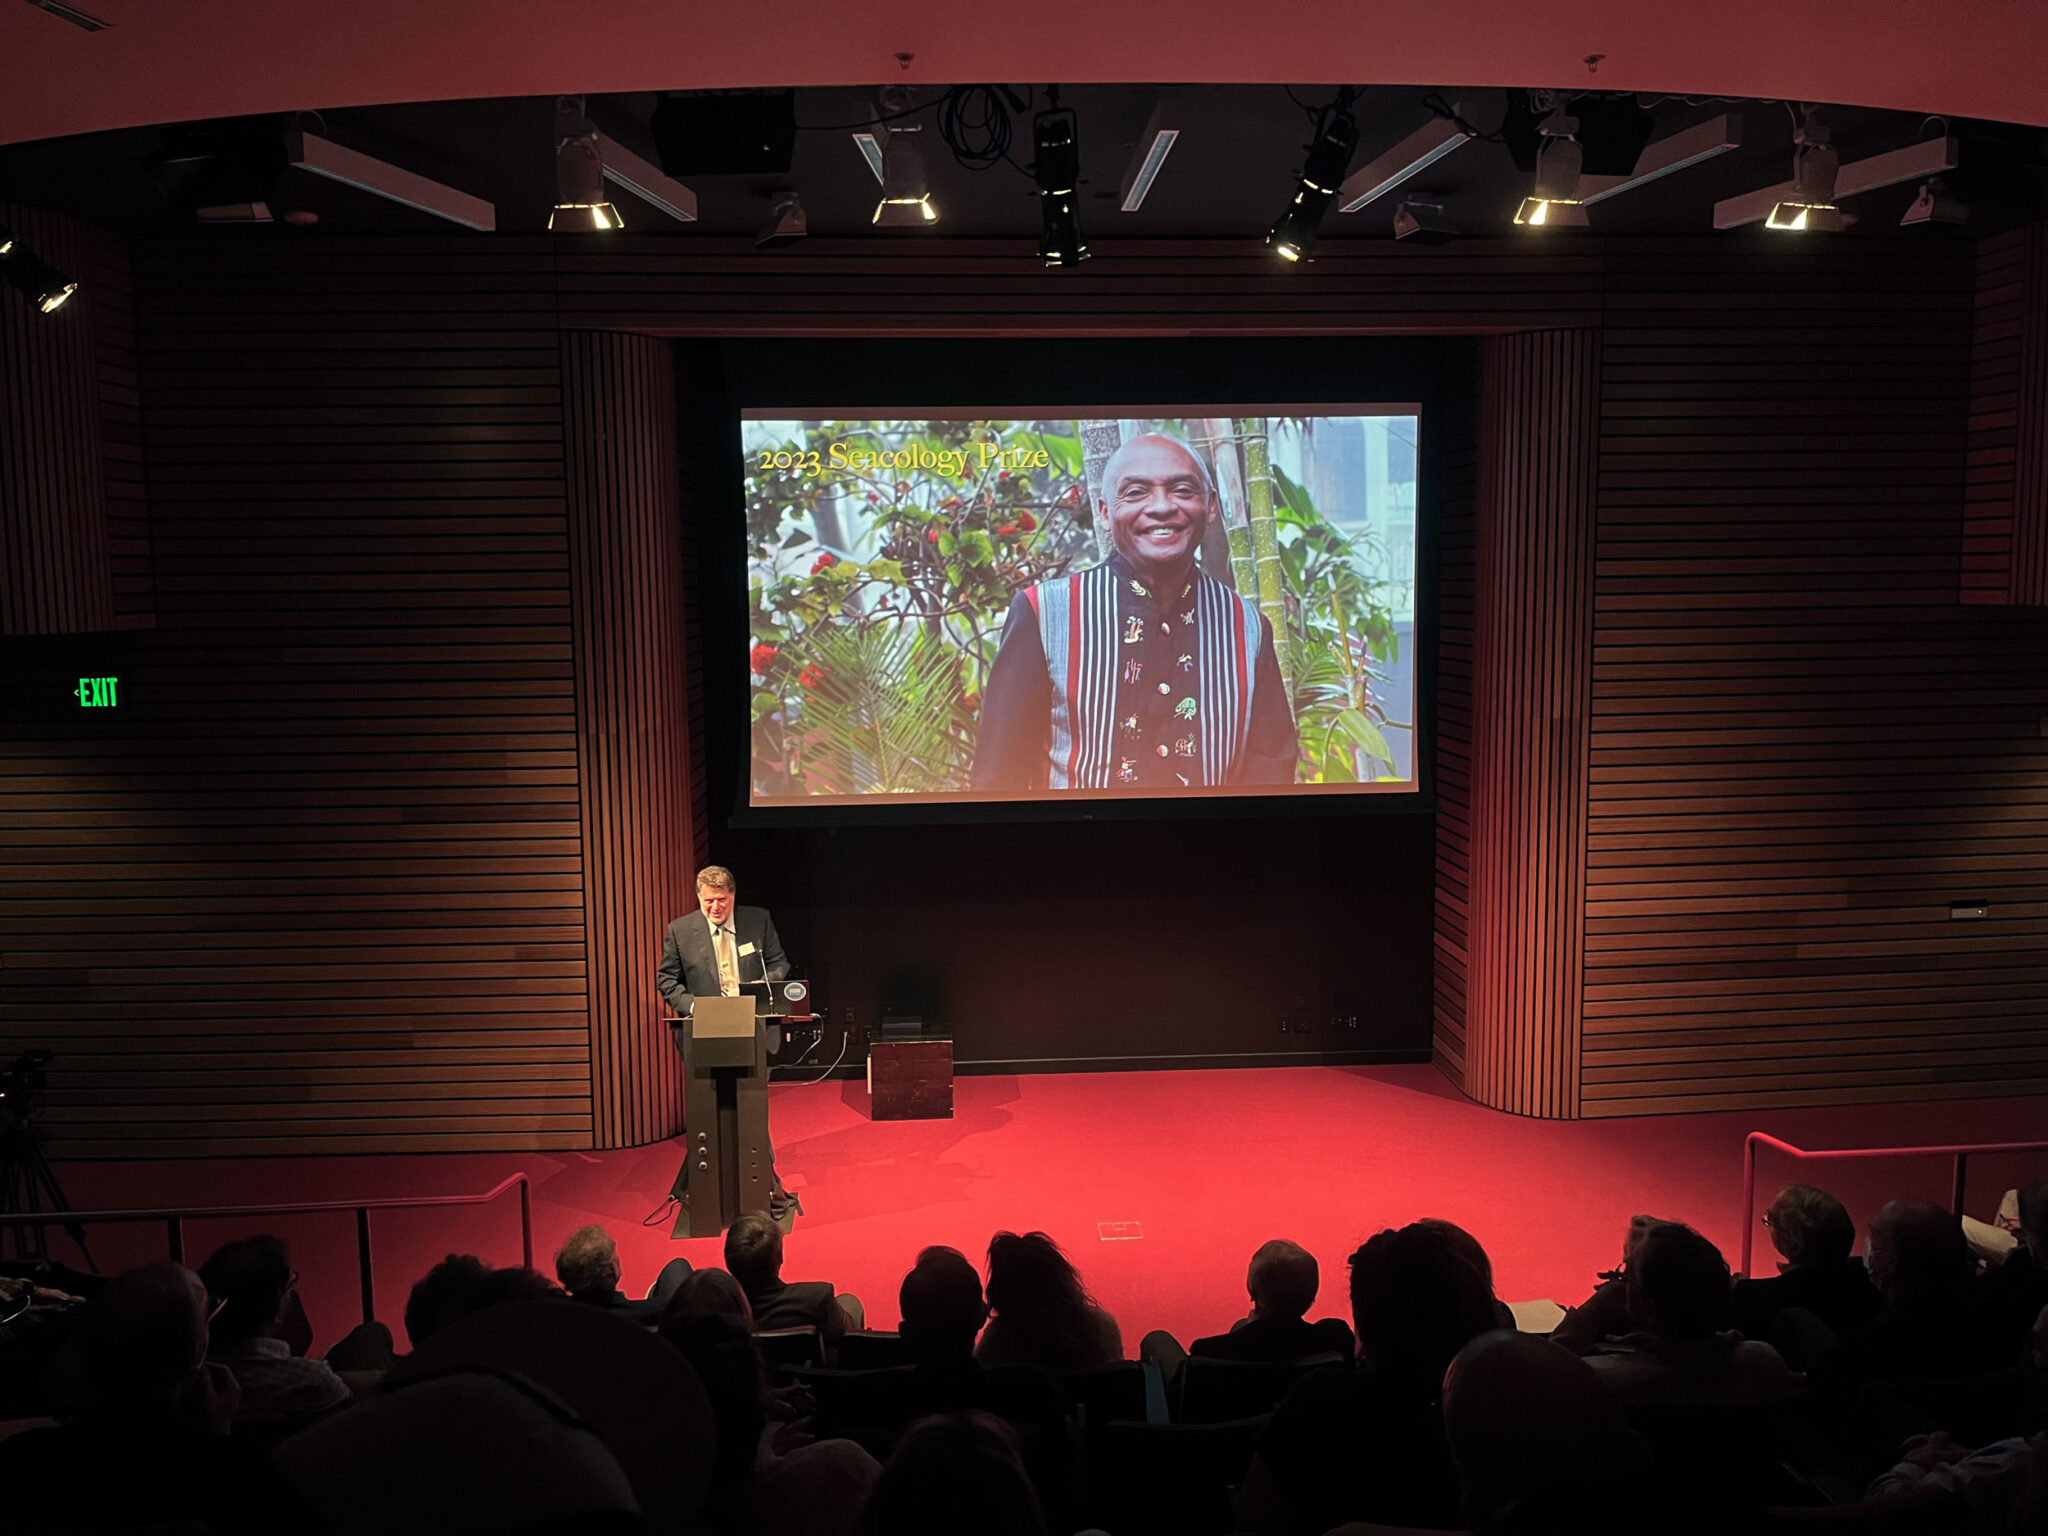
[0,221,79,314]
[1032,96,1089,267]
[551,96,622,232]
[1118,99,1181,212]
[1901,176,1970,227]
[757,190,808,248]
[1393,200,1456,244]
[1268,87,1360,263]
[1515,100,1589,228]
[1766,107,1844,232]
[874,122,937,227]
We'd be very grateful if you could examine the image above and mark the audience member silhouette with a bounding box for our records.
[1142,1238,1356,1385]
[402,1252,493,1350]
[1731,1183,1883,1346]
[0,1260,319,1535]
[1982,1181,2048,1346]
[855,1411,1050,1536]
[975,1230,1123,1374]
[728,1211,865,1346]
[554,1222,692,1326]
[1238,1219,1502,1535]
[197,1233,353,1426]
[661,1264,757,1336]
[897,1244,989,1365]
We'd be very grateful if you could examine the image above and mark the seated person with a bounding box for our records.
[975,1231,1123,1375]
[898,1245,989,1365]
[856,1411,1049,1536]
[661,1266,756,1334]
[553,1223,692,1326]
[1732,1183,1883,1343]
[1238,1219,1503,1535]
[0,1261,317,1533]
[197,1234,353,1425]
[1140,1238,1355,1386]
[1980,1182,2048,1346]
[1568,1221,1803,1409]
[1815,1199,2014,1400]
[727,1211,864,1347]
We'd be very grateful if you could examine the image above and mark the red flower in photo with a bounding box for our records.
[809,552,838,575]
[1018,511,1038,531]
[865,491,880,503]
[926,527,942,543]
[749,643,779,675]
[1065,486,1082,503]
[895,481,910,496]
[996,524,1019,537]
[798,664,828,691]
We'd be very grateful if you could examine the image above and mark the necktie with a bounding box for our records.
[716,926,739,996]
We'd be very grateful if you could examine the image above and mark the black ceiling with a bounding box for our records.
[3,84,2044,246]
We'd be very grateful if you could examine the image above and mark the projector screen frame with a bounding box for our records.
[686,335,1458,830]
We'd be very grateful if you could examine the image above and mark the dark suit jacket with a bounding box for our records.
[747,1277,841,1338]
[655,905,790,1016]
[1190,1314,1356,1366]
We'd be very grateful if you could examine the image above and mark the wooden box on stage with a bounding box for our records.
[867,1030,953,1121]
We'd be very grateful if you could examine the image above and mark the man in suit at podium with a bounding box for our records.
[656,865,799,1226]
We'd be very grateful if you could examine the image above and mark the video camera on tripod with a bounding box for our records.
[0,1050,52,1121]
[0,1050,90,1268]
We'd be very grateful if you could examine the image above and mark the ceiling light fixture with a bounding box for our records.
[756,190,808,248]
[550,97,622,232]
[1118,99,1181,212]
[1899,176,1969,227]
[1337,114,1473,214]
[1392,200,1456,244]
[0,222,78,314]
[1766,108,1843,232]
[596,133,697,225]
[874,122,937,226]
[1268,87,1360,262]
[1514,100,1588,228]
[288,124,497,231]
[1715,133,1956,229]
[1032,94,1088,267]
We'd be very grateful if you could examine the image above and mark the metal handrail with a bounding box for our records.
[0,1172,534,1326]
[1740,1132,2048,1277]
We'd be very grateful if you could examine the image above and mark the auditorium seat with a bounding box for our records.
[835,1329,913,1370]
[1088,1414,1270,1536]
[753,1325,824,1373]
[1176,1350,1346,1423]
[1058,1362,1155,1428]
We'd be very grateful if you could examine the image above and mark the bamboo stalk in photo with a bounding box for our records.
[1237,416,1297,698]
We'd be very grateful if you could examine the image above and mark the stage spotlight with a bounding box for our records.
[874,123,938,226]
[1032,101,1089,267]
[1514,106,1588,227]
[756,190,808,248]
[551,97,622,232]
[1268,88,1360,262]
[0,224,77,314]
[1392,200,1456,244]
[1766,109,1844,232]
[1900,176,1969,226]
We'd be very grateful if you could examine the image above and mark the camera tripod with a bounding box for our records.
[0,1103,91,1269]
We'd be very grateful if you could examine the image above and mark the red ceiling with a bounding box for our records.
[1,0,2037,147]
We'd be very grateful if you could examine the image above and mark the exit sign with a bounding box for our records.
[75,676,118,707]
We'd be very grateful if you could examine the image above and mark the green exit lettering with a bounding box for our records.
[75,676,118,708]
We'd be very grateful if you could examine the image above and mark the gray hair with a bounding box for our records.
[1768,1184,1855,1268]
[695,865,736,893]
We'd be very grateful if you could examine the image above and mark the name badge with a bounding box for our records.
[739,942,757,956]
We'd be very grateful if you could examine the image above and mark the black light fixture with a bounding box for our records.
[756,190,808,248]
[1393,200,1456,244]
[1514,100,1589,228]
[0,222,78,314]
[1766,107,1845,232]
[1032,93,1088,267]
[551,96,622,232]
[1267,88,1359,262]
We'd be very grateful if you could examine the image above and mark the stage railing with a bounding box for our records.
[0,1172,534,1325]
[1740,1132,2048,1277]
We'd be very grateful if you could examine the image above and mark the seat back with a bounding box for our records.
[1177,1351,1345,1423]
[753,1324,823,1373]
[836,1329,913,1371]
[1090,1415,1270,1536]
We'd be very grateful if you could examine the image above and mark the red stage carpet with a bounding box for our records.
[42,1066,2048,1357]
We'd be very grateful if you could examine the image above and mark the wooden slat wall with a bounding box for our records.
[0,240,594,1156]
[85,217,155,628]
[1457,331,1600,1117]
[1963,227,2029,602]
[0,203,114,634]
[1430,357,1479,1089]
[561,332,693,1148]
[1582,240,2048,1115]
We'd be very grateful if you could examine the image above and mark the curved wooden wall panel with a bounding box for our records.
[561,332,694,1148]
[1458,331,1600,1117]
[1966,223,2048,605]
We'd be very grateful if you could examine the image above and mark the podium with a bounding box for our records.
[670,995,775,1239]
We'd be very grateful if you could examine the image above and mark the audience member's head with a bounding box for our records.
[2018,1181,2048,1266]
[1765,1184,1857,1270]
[1624,1222,1732,1340]
[1245,1240,1319,1323]
[724,1212,784,1293]
[1867,1200,1971,1308]
[662,1312,768,1528]
[1443,1329,1631,1529]
[468,1266,562,1312]
[553,1225,623,1297]
[197,1234,295,1347]
[405,1253,492,1350]
[985,1231,1092,1321]
[1349,1221,1501,1399]
[1416,1219,1499,1294]
[660,1268,754,1342]
[856,1412,1048,1536]
[898,1246,988,1362]
[74,1260,211,1410]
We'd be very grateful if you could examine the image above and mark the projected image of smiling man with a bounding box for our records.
[972,431,1298,793]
